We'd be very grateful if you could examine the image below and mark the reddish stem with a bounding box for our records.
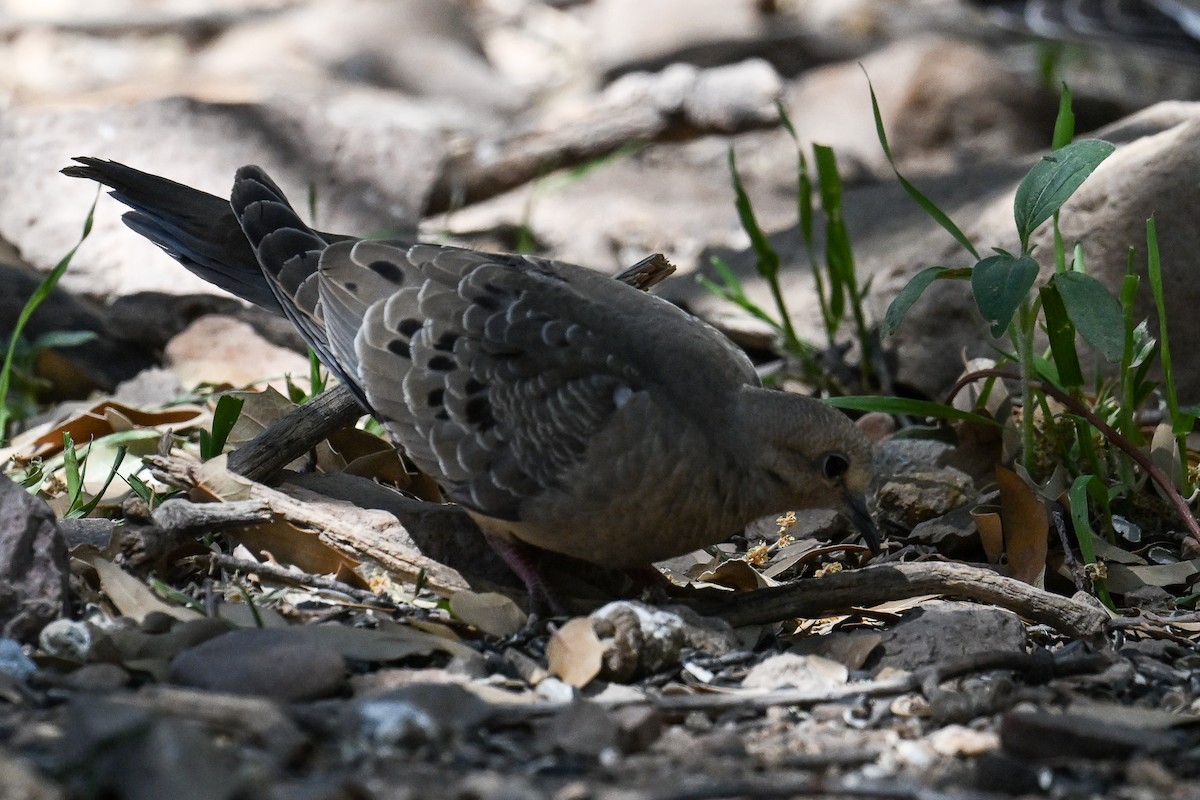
[945,368,1200,540]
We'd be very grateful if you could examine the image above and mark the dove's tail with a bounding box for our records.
[61,157,285,312]
[226,165,356,385]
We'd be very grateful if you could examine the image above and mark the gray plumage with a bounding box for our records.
[64,158,877,569]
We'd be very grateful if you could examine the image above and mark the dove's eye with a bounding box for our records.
[821,452,850,481]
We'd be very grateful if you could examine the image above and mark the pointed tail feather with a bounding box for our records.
[61,157,285,312]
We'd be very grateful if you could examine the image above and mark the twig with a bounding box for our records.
[696,561,1108,638]
[209,552,394,608]
[226,382,363,482]
[424,65,781,214]
[1051,507,1086,593]
[153,497,273,532]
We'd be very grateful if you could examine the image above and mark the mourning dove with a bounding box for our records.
[974,0,1200,61]
[63,158,877,590]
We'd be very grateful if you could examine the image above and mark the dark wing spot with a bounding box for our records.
[387,339,411,358]
[428,355,455,371]
[344,281,358,293]
[435,410,449,421]
[397,318,422,337]
[465,396,496,431]
[474,293,503,312]
[427,388,444,407]
[368,260,405,285]
[433,332,458,352]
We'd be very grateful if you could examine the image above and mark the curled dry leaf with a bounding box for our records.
[0,399,206,465]
[1105,559,1200,594]
[996,466,1049,587]
[547,617,605,689]
[84,555,203,623]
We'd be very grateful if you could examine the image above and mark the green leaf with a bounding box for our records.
[824,396,998,427]
[727,147,780,283]
[1052,271,1125,362]
[30,330,99,351]
[698,258,780,331]
[1067,474,1114,608]
[0,190,98,443]
[1014,139,1115,249]
[1038,284,1083,388]
[971,253,1040,338]
[1051,82,1074,150]
[882,266,971,338]
[863,69,979,261]
[201,394,246,461]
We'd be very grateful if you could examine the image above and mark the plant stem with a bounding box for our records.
[946,368,1200,541]
[1011,299,1039,474]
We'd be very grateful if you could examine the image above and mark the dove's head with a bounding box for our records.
[735,386,878,552]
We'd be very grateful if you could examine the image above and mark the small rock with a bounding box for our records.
[590,601,739,682]
[62,663,130,692]
[742,652,848,692]
[0,475,68,642]
[875,466,976,531]
[0,749,63,800]
[539,700,619,758]
[59,696,244,800]
[906,504,987,560]
[0,639,36,682]
[168,627,346,701]
[875,600,1026,673]
[164,314,311,390]
[355,684,491,750]
[611,705,663,754]
[38,619,92,662]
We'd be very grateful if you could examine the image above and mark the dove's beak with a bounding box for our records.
[845,493,879,555]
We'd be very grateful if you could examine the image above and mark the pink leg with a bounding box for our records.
[481,531,569,615]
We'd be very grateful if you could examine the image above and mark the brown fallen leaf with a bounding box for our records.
[996,466,1049,587]
[83,555,204,623]
[547,618,605,688]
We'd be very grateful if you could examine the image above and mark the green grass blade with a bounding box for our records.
[882,266,971,338]
[728,147,780,283]
[71,445,128,519]
[0,190,99,443]
[726,147,802,351]
[1038,284,1083,389]
[825,395,998,427]
[1117,249,1141,442]
[1145,217,1195,449]
[1067,474,1115,608]
[863,68,979,261]
[1051,82,1075,149]
[201,394,246,460]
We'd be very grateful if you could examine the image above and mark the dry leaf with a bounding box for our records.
[1105,560,1200,594]
[1150,423,1185,492]
[86,556,204,623]
[450,591,526,638]
[228,521,367,585]
[547,618,605,688]
[1,400,207,464]
[972,506,1004,563]
[996,466,1049,586]
[696,558,776,591]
